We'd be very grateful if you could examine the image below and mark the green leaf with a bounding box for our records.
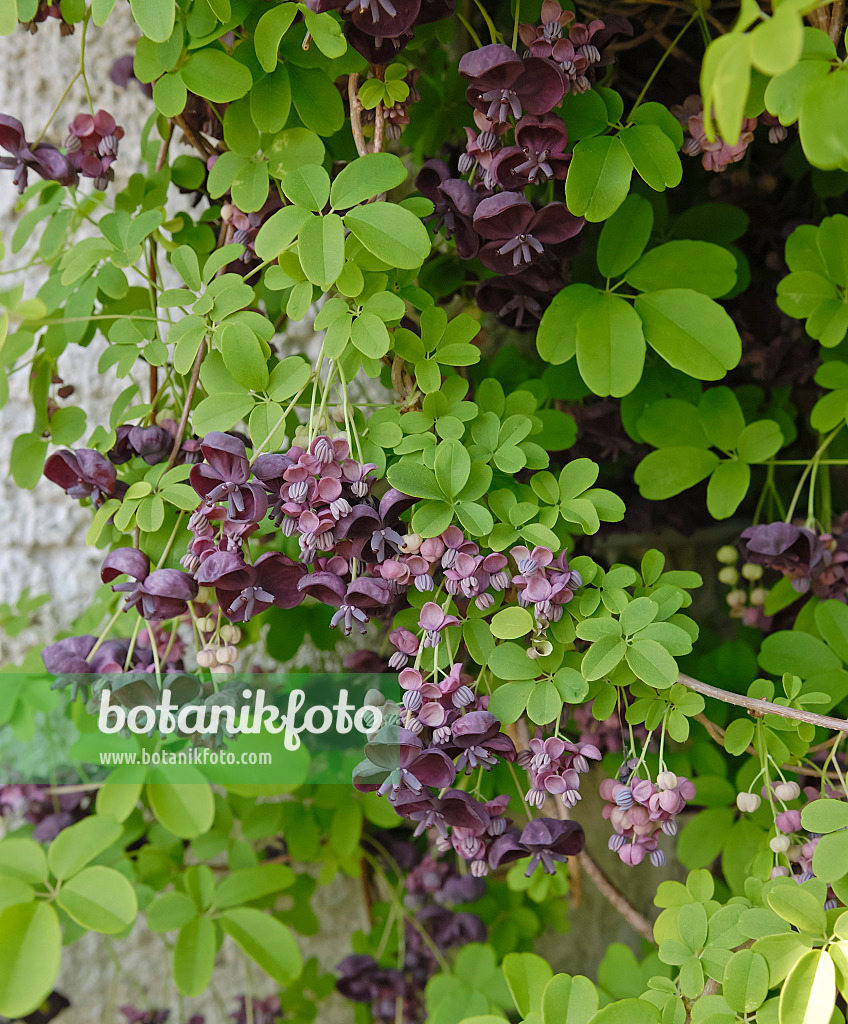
[581,635,627,680]
[698,386,745,449]
[0,903,61,1019]
[812,831,848,883]
[250,66,291,134]
[678,807,734,868]
[232,159,270,214]
[724,718,755,755]
[502,953,552,1017]
[626,241,736,298]
[213,864,295,908]
[596,194,654,279]
[779,950,836,1024]
[490,607,534,639]
[434,439,470,498]
[283,164,331,211]
[288,65,344,135]
[619,123,682,192]
[192,392,255,435]
[758,631,840,677]
[537,284,601,365]
[180,48,253,103]
[707,460,751,519]
[56,865,137,933]
[301,7,346,57]
[814,601,848,663]
[736,420,783,462]
[129,0,175,42]
[767,886,827,935]
[750,3,803,77]
[0,838,48,885]
[800,798,848,834]
[723,948,770,1013]
[0,2,17,33]
[527,680,564,725]
[298,212,345,289]
[153,71,187,117]
[576,293,645,398]
[174,916,216,997]
[565,135,633,222]
[488,680,535,723]
[47,815,122,880]
[254,205,311,261]
[542,974,598,1024]
[330,153,407,210]
[146,771,215,838]
[350,311,390,358]
[146,891,197,933]
[220,908,302,985]
[799,67,848,171]
[635,289,742,380]
[488,642,541,681]
[10,432,47,490]
[625,638,678,688]
[254,2,297,72]
[219,320,268,391]
[635,447,720,499]
[387,461,442,499]
[590,999,661,1024]
[344,203,430,270]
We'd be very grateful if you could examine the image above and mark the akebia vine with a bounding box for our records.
[7,0,848,1022]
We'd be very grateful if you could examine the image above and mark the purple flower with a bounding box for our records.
[449,710,516,772]
[44,448,124,506]
[102,548,198,621]
[213,552,307,622]
[739,522,826,594]
[418,602,460,646]
[416,160,482,259]
[459,45,565,123]
[190,432,268,522]
[473,192,583,274]
[489,818,584,875]
[64,110,124,189]
[298,573,393,635]
[353,725,456,795]
[0,114,77,193]
[476,266,561,328]
[335,488,416,563]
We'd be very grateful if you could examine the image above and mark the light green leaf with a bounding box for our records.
[636,289,741,380]
[619,123,682,192]
[596,194,654,279]
[129,0,175,41]
[0,903,61,1019]
[635,447,720,500]
[779,950,836,1024]
[254,2,297,72]
[220,908,302,985]
[537,284,601,365]
[180,48,252,103]
[565,135,633,222]
[330,153,407,210]
[344,203,430,269]
[706,460,750,519]
[56,865,137,933]
[626,241,736,298]
[576,293,645,398]
[174,916,216,997]
[47,815,122,880]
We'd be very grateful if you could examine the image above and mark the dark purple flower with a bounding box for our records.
[0,114,77,193]
[449,711,517,771]
[44,448,123,506]
[489,817,584,875]
[102,548,198,621]
[476,266,561,328]
[459,45,565,123]
[190,432,268,522]
[216,552,307,622]
[739,522,826,594]
[335,488,416,563]
[416,160,482,260]
[41,634,98,674]
[473,192,583,274]
[64,110,124,189]
[353,725,456,795]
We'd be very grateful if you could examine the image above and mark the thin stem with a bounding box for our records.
[628,10,698,120]
[79,15,94,112]
[165,339,206,470]
[471,0,499,44]
[512,0,521,52]
[456,12,483,47]
[34,72,81,145]
[785,427,842,523]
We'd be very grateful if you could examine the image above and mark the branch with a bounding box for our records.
[165,339,206,471]
[577,850,655,943]
[678,673,848,733]
[348,73,369,157]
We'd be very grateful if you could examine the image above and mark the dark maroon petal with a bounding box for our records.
[473,191,535,241]
[515,113,569,154]
[127,425,172,464]
[0,115,30,159]
[488,829,527,870]
[416,159,451,202]
[451,710,501,748]
[41,635,97,674]
[101,547,150,584]
[75,449,117,493]
[514,58,566,114]
[230,483,268,523]
[439,790,491,830]
[44,451,81,490]
[32,145,78,186]
[438,178,483,220]
[253,552,307,609]
[143,568,198,601]
[190,463,224,498]
[142,595,189,621]
[478,240,529,276]
[530,202,585,243]
[344,23,412,63]
[335,504,381,540]
[365,725,423,770]
[297,570,348,606]
[250,453,293,490]
[352,758,389,792]
[459,44,523,86]
[521,817,585,855]
[195,550,255,590]
[378,488,416,524]
[346,577,392,609]
[199,431,250,484]
[489,147,530,190]
[412,748,456,788]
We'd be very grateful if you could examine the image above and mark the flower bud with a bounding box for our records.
[196,648,217,669]
[727,589,747,608]
[196,616,216,632]
[750,588,768,606]
[650,849,666,868]
[736,792,761,813]
[211,663,234,676]
[215,645,238,665]
[718,567,739,586]
[769,834,791,854]
[774,781,800,802]
[717,545,738,564]
[656,771,678,791]
[220,624,242,644]
[741,563,763,581]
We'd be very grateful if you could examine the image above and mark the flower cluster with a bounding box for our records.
[305,0,454,65]
[0,783,87,842]
[219,192,283,266]
[517,732,601,808]
[739,521,848,602]
[41,625,187,676]
[600,768,696,867]
[0,113,77,193]
[672,95,758,174]
[64,110,124,190]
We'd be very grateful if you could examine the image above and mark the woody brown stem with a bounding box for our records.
[348,73,369,157]
[166,339,206,471]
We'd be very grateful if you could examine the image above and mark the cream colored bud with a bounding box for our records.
[774,781,800,802]
[220,624,242,644]
[750,587,768,607]
[195,587,213,604]
[718,567,739,586]
[741,563,763,581]
[717,545,738,564]
[215,645,239,665]
[769,834,791,854]
[399,533,422,554]
[196,648,217,669]
[196,616,216,633]
[736,792,761,813]
[211,663,234,676]
[727,589,747,608]
[657,771,678,791]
